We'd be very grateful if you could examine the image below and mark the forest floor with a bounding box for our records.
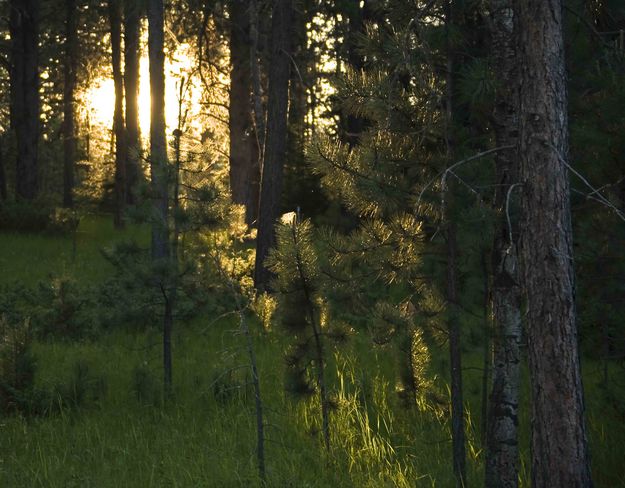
[1,216,624,487]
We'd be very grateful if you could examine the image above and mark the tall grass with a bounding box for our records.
[1,216,624,486]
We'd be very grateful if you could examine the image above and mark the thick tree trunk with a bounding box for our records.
[484,2,522,487]
[110,0,126,228]
[63,0,78,208]
[254,0,292,289]
[124,0,142,205]
[148,0,172,395]
[514,0,592,486]
[9,0,39,201]
[229,0,260,226]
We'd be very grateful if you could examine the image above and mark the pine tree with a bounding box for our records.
[254,0,293,289]
[266,216,335,450]
[109,0,127,228]
[514,0,592,484]
[9,0,40,201]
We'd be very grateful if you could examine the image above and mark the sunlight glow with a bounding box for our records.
[85,42,203,141]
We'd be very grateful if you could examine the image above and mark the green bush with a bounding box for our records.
[0,202,79,234]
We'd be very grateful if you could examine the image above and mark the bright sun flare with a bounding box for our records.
[85,41,201,139]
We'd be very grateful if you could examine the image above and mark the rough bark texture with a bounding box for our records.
[148,0,172,394]
[484,1,522,487]
[229,0,260,226]
[110,0,126,228]
[9,0,39,201]
[514,0,592,486]
[254,0,292,289]
[63,0,78,208]
[124,0,142,204]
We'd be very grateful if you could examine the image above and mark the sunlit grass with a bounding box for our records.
[1,218,624,486]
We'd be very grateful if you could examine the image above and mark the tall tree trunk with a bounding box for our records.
[229,0,260,226]
[110,0,126,228]
[447,221,467,487]
[148,0,172,395]
[63,0,78,208]
[249,0,265,162]
[9,0,39,201]
[124,0,142,205]
[254,0,293,289]
[514,0,592,485]
[484,2,522,487]
[445,1,466,485]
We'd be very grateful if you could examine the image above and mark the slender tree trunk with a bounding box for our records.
[9,0,39,201]
[445,1,467,485]
[254,0,293,289]
[243,311,266,481]
[109,0,126,228]
[63,0,78,208]
[148,0,172,395]
[124,0,142,205]
[249,0,265,163]
[229,0,260,226]
[514,0,592,485]
[447,221,467,487]
[484,2,522,487]
[480,251,491,447]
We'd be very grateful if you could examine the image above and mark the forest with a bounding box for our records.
[0,0,623,486]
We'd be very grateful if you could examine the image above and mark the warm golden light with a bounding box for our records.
[85,42,202,142]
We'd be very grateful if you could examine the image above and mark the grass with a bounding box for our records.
[1,215,624,486]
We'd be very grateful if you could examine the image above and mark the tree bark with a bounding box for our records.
[229,0,260,226]
[484,2,522,487]
[148,0,172,395]
[9,0,39,201]
[109,0,126,228]
[63,0,78,208]
[124,0,142,205]
[514,0,592,486]
[254,0,292,289]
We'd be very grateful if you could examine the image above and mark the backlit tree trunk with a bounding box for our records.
[124,0,142,204]
[229,0,260,226]
[63,0,78,208]
[254,0,292,289]
[148,0,172,395]
[9,0,39,201]
[485,1,522,487]
[514,0,592,485]
[109,0,126,228]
